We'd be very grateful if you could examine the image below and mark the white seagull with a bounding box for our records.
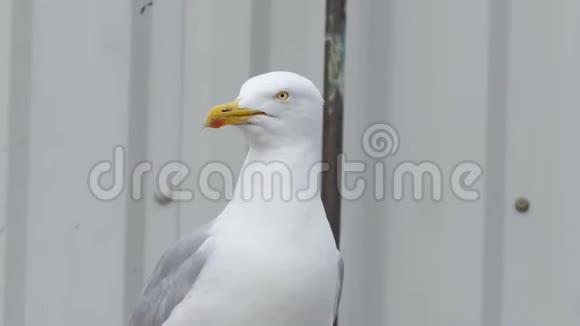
[129,71,343,326]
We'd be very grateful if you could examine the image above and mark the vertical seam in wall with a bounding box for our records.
[4,0,34,325]
[123,1,152,323]
[176,0,187,238]
[483,0,510,324]
[249,0,271,76]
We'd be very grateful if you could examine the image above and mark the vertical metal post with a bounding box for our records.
[322,0,346,247]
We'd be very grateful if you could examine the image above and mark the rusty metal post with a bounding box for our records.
[322,0,346,248]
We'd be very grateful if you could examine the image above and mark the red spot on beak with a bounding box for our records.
[209,118,225,128]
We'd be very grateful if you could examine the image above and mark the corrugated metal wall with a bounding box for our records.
[1,0,580,326]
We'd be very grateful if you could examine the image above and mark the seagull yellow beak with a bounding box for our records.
[204,99,265,128]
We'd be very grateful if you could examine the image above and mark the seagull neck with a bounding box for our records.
[229,140,323,207]
[247,140,321,167]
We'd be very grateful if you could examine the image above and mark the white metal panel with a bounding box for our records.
[20,0,132,325]
[502,0,580,325]
[123,1,153,321]
[3,1,34,325]
[341,1,489,325]
[340,1,382,324]
[143,0,185,281]
[382,0,488,323]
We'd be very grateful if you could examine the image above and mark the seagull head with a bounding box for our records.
[204,71,324,149]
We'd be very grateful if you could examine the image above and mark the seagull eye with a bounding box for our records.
[275,91,290,102]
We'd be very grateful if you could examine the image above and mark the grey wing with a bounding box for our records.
[333,254,344,322]
[129,223,214,326]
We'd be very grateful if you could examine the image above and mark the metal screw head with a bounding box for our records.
[515,197,530,213]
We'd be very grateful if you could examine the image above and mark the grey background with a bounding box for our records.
[1,0,580,325]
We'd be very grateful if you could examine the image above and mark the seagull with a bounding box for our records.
[129,71,343,326]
